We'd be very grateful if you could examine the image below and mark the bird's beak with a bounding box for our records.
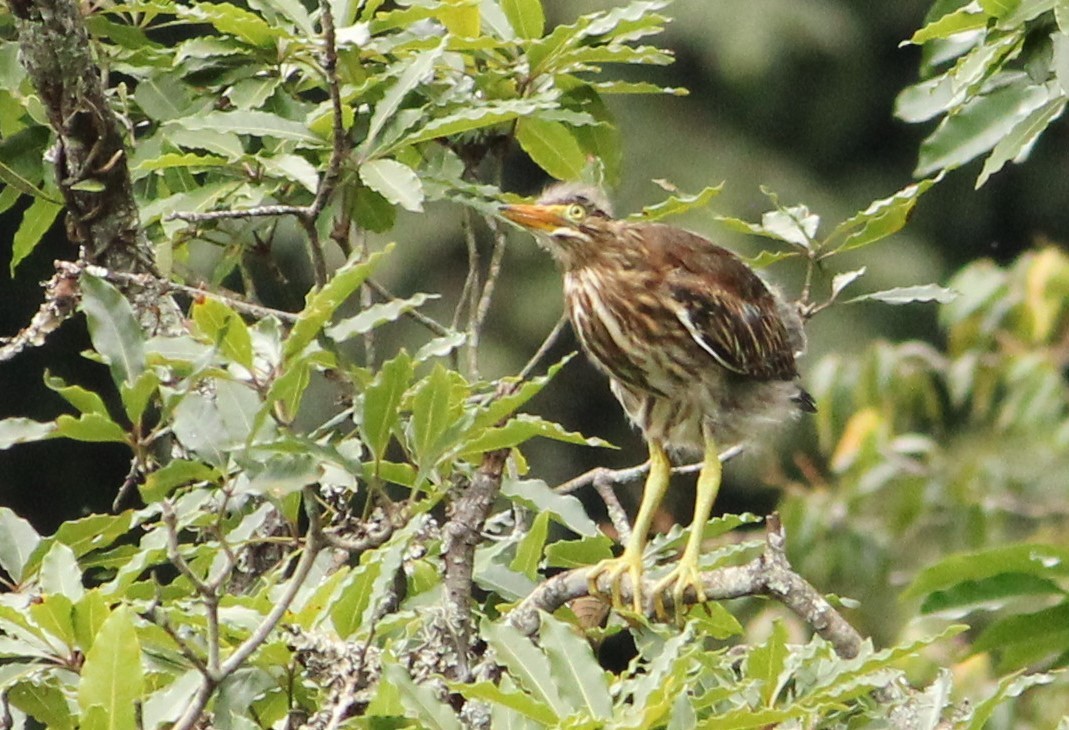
[501,203,567,232]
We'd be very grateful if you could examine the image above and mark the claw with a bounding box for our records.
[652,560,707,624]
[587,551,645,613]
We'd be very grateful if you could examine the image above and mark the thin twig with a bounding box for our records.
[467,219,508,378]
[364,278,452,337]
[518,312,568,381]
[593,474,632,544]
[554,445,743,496]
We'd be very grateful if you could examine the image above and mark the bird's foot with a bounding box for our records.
[651,560,707,624]
[587,552,645,614]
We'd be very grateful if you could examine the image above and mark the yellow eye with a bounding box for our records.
[565,204,586,222]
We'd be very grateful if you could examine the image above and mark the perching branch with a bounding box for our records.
[507,513,865,661]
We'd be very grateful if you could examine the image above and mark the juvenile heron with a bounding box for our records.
[502,183,814,619]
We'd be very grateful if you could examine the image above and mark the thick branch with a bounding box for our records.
[10,0,182,334]
[507,514,864,661]
[440,448,509,680]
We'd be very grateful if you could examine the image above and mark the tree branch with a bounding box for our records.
[440,448,509,681]
[507,513,865,661]
[10,0,183,333]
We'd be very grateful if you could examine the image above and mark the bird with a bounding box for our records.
[501,182,815,620]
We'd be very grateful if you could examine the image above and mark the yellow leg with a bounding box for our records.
[587,441,671,613]
[653,433,722,622]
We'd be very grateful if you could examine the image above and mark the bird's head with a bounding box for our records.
[501,183,616,267]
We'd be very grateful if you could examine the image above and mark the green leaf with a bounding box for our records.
[134,74,195,121]
[539,612,613,719]
[976,95,1066,187]
[0,508,41,584]
[849,284,958,305]
[141,460,221,502]
[359,158,425,212]
[40,542,84,601]
[410,364,464,469]
[284,246,392,359]
[967,671,1056,729]
[980,0,1022,17]
[916,81,1051,176]
[921,572,1065,615]
[44,373,109,416]
[260,152,320,194]
[500,478,598,537]
[455,681,557,725]
[29,593,75,646]
[77,605,142,730]
[190,1,279,47]
[482,620,567,716]
[327,293,436,342]
[170,110,321,144]
[50,512,134,561]
[972,601,1069,670]
[462,414,612,454]
[366,42,445,147]
[628,184,724,222]
[515,117,586,181]
[192,296,254,369]
[330,522,413,637]
[472,355,573,431]
[80,275,146,387]
[399,100,545,147]
[501,0,544,38]
[383,662,464,730]
[10,196,61,276]
[54,413,129,444]
[544,534,614,568]
[509,511,550,580]
[8,678,75,730]
[73,589,109,653]
[0,417,56,449]
[120,369,159,425]
[908,5,988,44]
[829,176,940,252]
[361,351,413,460]
[745,620,790,706]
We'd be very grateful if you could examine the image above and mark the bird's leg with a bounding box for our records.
[587,441,671,613]
[652,432,722,623]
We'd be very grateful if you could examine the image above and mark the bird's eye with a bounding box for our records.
[565,204,586,221]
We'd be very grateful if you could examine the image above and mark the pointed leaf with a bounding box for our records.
[10,197,61,276]
[0,507,41,583]
[361,351,413,460]
[509,511,550,580]
[0,417,56,450]
[170,110,320,143]
[359,158,425,212]
[54,413,129,443]
[77,605,142,730]
[192,296,254,368]
[284,246,392,359]
[327,294,436,342]
[629,184,724,222]
[482,620,567,716]
[851,284,957,305]
[539,612,612,719]
[501,0,544,38]
[366,42,445,146]
[516,118,585,181]
[745,620,790,706]
[80,274,145,387]
[40,542,84,601]
[383,662,464,730]
[500,478,598,537]
[976,96,1066,188]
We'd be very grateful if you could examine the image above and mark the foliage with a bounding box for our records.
[899,0,1069,187]
[0,0,1066,729]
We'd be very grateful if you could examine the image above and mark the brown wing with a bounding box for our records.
[644,224,799,381]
